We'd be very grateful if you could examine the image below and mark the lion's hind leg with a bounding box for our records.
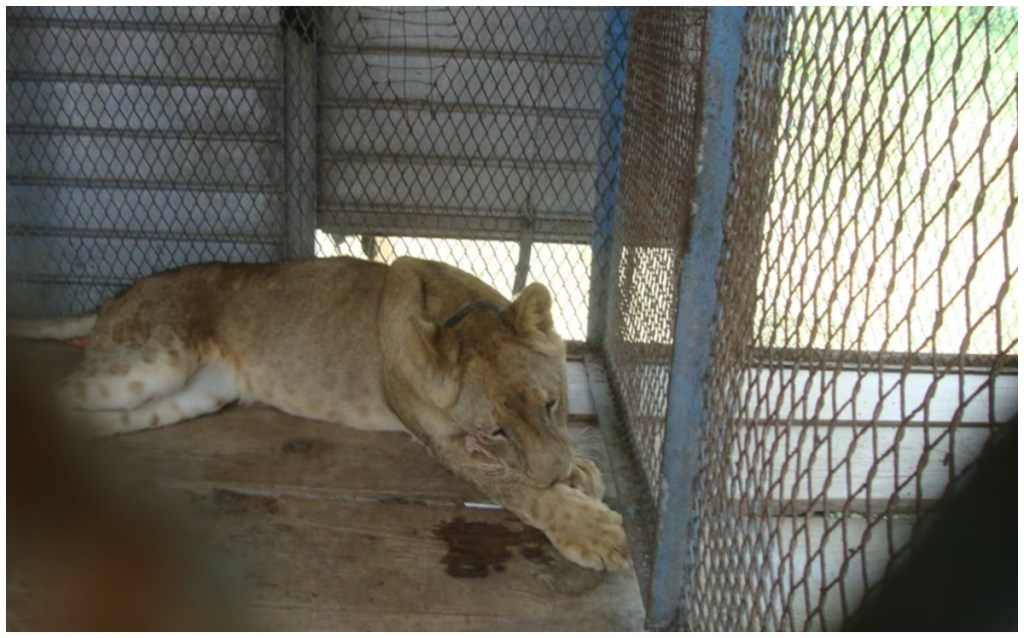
[80,364,239,437]
[58,343,193,413]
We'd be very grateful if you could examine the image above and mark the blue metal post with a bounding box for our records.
[587,7,631,346]
[648,7,747,630]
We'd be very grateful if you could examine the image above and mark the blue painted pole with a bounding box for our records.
[588,7,631,346]
[648,7,748,630]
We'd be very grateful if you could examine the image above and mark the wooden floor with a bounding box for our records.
[7,342,645,631]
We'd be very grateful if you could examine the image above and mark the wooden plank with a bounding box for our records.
[98,407,614,504]
[98,409,484,503]
[9,341,644,629]
[143,489,645,630]
[567,360,595,418]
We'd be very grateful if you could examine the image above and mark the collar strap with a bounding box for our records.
[443,299,508,329]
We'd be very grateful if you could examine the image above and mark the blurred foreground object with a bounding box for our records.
[845,426,1017,631]
[6,339,243,630]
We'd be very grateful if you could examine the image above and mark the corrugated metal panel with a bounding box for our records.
[6,7,289,316]
[316,7,607,243]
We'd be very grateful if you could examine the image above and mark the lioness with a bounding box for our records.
[9,256,630,571]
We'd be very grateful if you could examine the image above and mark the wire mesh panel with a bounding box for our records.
[313,7,623,341]
[687,7,1017,630]
[602,7,707,500]
[6,7,317,316]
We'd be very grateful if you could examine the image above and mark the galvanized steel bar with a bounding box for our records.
[282,7,319,258]
[647,7,747,630]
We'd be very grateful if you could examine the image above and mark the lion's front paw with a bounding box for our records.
[545,486,630,571]
[566,457,605,500]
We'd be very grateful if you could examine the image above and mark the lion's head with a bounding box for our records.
[411,282,575,489]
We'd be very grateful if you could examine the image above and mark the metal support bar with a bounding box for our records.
[647,7,747,630]
[512,211,535,295]
[587,7,631,347]
[583,354,657,615]
[282,7,318,258]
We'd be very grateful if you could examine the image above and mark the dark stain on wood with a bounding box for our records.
[212,489,279,516]
[281,438,333,458]
[434,517,550,579]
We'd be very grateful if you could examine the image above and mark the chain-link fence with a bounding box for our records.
[603,7,707,503]
[604,6,1017,630]
[7,6,1018,631]
[7,7,623,342]
[6,7,312,315]
[309,7,624,342]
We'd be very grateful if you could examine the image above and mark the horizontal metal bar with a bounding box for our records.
[6,71,283,91]
[6,15,281,36]
[317,98,602,119]
[6,125,282,144]
[7,175,285,195]
[317,218,592,244]
[6,226,286,245]
[8,273,136,287]
[318,151,596,173]
[321,44,603,65]
[601,341,1018,375]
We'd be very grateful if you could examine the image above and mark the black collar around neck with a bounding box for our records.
[442,299,508,329]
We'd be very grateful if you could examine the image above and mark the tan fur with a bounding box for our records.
[10,256,630,571]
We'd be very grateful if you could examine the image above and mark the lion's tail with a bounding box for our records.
[8,312,98,341]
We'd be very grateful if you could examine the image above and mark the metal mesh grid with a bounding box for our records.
[6,7,319,316]
[7,7,1017,631]
[313,7,623,341]
[8,7,617,341]
[602,8,707,499]
[687,7,1017,631]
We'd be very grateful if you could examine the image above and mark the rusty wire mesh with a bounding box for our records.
[602,7,707,499]
[7,8,621,342]
[687,7,1017,631]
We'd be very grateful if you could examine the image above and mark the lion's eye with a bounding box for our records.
[491,427,509,439]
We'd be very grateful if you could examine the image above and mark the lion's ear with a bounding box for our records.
[410,317,461,406]
[510,282,555,336]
